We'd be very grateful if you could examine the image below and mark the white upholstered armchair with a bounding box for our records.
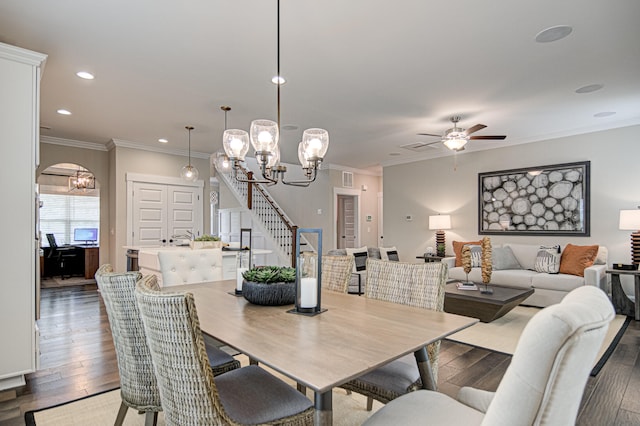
[363,285,615,425]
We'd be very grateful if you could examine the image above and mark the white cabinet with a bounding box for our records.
[0,43,46,390]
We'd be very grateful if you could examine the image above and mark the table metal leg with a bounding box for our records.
[314,390,332,426]
[414,346,436,391]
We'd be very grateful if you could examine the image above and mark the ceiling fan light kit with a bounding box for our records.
[419,115,506,152]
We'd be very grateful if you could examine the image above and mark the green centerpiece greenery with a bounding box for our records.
[193,234,221,242]
[241,266,296,306]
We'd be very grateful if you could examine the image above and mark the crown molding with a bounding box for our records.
[110,138,210,159]
[41,135,109,151]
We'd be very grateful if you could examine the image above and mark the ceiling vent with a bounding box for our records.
[400,142,438,152]
[342,171,353,188]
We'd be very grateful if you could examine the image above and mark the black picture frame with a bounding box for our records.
[478,161,590,236]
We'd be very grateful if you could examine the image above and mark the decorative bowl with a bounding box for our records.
[242,280,295,306]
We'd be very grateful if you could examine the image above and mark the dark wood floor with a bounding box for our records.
[1,284,639,425]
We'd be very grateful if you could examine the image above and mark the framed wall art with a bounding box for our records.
[478,161,590,236]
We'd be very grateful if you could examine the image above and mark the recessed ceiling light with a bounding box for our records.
[76,71,95,80]
[389,152,401,156]
[575,84,604,94]
[594,111,616,118]
[158,138,168,143]
[535,25,573,43]
[57,109,72,115]
[271,75,286,85]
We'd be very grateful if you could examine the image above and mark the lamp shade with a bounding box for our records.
[619,210,640,230]
[429,215,451,230]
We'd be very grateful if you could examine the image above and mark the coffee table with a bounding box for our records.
[444,282,534,323]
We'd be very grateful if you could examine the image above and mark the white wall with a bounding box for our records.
[383,125,640,294]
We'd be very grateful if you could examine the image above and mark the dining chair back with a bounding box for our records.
[95,265,162,426]
[363,285,615,426]
[341,259,448,409]
[158,248,223,286]
[321,255,355,293]
[134,276,314,426]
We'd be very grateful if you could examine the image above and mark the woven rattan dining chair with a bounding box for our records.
[134,275,315,426]
[340,258,448,410]
[95,265,240,426]
[321,255,355,293]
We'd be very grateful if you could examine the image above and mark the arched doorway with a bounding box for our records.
[37,163,101,287]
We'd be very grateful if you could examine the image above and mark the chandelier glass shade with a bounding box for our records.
[221,0,329,187]
[68,169,95,191]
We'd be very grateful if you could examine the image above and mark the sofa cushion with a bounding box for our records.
[559,244,599,277]
[453,240,483,267]
[492,246,522,270]
[534,245,561,274]
[448,267,536,289]
[346,246,368,272]
[503,243,541,271]
[380,246,399,261]
[531,272,586,292]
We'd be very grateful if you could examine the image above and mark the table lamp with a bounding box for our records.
[619,208,640,265]
[429,214,451,257]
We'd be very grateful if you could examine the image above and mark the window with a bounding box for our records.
[40,194,100,246]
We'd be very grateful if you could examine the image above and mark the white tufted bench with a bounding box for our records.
[158,249,223,287]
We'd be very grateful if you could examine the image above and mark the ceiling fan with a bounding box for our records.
[418,116,506,151]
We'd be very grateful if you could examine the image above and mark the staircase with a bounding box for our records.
[215,163,299,267]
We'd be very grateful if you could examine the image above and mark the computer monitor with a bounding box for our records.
[73,228,98,244]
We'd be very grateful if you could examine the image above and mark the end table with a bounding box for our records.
[606,269,640,320]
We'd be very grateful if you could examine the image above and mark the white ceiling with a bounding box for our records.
[1,0,639,171]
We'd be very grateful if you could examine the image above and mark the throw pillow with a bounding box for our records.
[559,244,599,277]
[346,246,368,272]
[534,245,561,274]
[453,240,483,267]
[380,246,399,261]
[492,246,522,270]
[466,244,482,267]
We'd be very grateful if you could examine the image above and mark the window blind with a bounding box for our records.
[40,194,100,246]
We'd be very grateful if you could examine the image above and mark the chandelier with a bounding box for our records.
[221,0,329,187]
[68,169,95,191]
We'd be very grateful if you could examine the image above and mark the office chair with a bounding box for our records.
[46,233,78,279]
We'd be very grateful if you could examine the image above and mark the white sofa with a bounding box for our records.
[444,243,608,307]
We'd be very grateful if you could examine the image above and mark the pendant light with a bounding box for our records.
[180,125,199,182]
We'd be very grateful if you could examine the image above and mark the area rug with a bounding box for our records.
[446,306,630,376]
[41,276,96,288]
[25,354,382,426]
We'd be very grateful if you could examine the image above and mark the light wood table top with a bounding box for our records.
[169,280,477,424]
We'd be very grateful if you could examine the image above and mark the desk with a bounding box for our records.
[73,245,99,279]
[171,280,477,425]
[607,269,640,320]
[42,245,99,279]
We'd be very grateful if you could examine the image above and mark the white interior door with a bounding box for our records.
[337,194,357,249]
[168,186,202,238]
[132,182,167,246]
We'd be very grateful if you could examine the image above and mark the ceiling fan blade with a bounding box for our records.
[465,124,487,135]
[425,140,443,146]
[417,133,442,137]
[469,135,507,140]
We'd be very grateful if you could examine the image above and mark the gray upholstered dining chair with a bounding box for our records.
[363,285,615,426]
[134,274,315,426]
[95,265,240,426]
[340,259,448,410]
[321,255,355,293]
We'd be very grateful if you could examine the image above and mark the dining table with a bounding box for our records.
[166,280,478,425]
